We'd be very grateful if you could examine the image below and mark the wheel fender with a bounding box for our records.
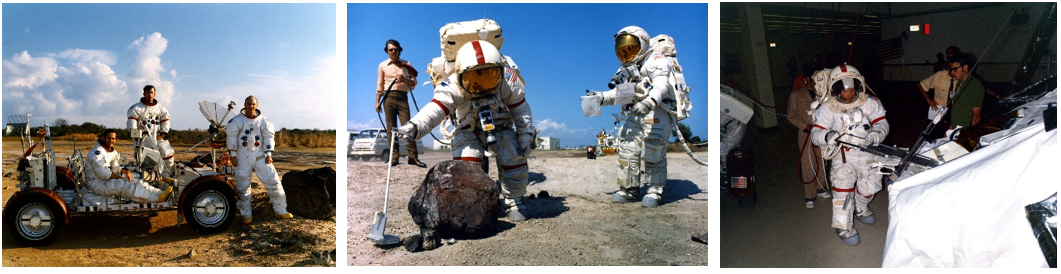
[2,188,70,227]
[178,175,237,216]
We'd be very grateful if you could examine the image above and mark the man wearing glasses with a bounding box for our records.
[946,53,985,130]
[375,39,426,167]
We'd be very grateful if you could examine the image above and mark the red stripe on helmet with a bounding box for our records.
[840,64,848,72]
[472,40,486,65]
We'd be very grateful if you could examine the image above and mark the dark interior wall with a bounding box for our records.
[720,3,883,102]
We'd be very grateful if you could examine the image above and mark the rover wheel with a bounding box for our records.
[182,183,236,234]
[7,197,65,246]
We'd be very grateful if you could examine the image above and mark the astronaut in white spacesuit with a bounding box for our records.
[87,129,172,203]
[226,96,293,224]
[584,26,677,208]
[809,64,889,246]
[127,85,175,175]
[398,40,536,221]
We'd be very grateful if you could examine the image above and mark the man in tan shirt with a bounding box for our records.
[375,39,425,167]
[786,70,830,209]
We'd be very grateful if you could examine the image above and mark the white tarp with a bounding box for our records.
[883,92,1057,267]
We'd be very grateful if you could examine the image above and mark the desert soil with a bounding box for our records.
[2,140,338,267]
[347,150,710,266]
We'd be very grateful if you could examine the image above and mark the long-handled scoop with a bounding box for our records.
[366,128,400,246]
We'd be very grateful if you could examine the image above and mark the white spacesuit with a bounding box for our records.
[127,86,175,175]
[226,97,291,224]
[586,26,677,207]
[87,134,171,204]
[399,40,536,221]
[809,64,889,246]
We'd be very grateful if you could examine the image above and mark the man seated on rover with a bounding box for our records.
[86,129,172,203]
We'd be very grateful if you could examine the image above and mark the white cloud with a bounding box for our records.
[128,32,174,109]
[190,56,340,130]
[347,119,378,132]
[535,118,589,138]
[2,50,129,127]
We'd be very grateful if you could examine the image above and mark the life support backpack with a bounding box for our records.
[651,34,692,121]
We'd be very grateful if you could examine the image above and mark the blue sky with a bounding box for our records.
[348,3,709,147]
[3,3,338,130]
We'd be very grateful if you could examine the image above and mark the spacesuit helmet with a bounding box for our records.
[455,40,505,97]
[614,26,651,64]
[828,64,865,103]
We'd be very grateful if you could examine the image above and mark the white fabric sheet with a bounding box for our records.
[883,93,1057,267]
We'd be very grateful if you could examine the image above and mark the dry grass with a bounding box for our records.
[275,130,335,148]
[53,133,98,142]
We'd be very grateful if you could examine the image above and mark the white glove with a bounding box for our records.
[632,98,656,116]
[518,133,534,157]
[866,130,885,145]
[397,122,417,141]
[825,130,840,147]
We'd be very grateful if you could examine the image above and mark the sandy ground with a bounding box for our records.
[347,150,710,266]
[2,139,338,267]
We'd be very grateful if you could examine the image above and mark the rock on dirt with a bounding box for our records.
[281,166,337,220]
[407,160,500,252]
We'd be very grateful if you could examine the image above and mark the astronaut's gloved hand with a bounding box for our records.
[825,130,841,147]
[397,122,418,142]
[518,133,534,157]
[631,98,656,116]
[865,130,885,145]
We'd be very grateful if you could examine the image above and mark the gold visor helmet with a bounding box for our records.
[455,40,505,97]
[460,65,503,97]
[615,33,641,63]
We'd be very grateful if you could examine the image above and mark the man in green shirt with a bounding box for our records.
[947,53,984,129]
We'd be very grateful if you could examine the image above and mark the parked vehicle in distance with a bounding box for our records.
[348,128,423,161]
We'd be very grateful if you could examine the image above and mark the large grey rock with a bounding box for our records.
[280,166,336,220]
[407,160,499,251]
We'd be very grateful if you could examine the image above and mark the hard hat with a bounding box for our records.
[455,40,505,97]
[828,64,864,98]
[615,26,651,64]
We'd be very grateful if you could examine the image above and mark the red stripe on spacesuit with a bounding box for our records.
[454,157,483,163]
[162,155,173,160]
[128,117,139,120]
[856,189,874,199]
[471,40,486,65]
[160,119,169,123]
[812,124,827,129]
[832,187,854,193]
[501,163,527,170]
[870,116,886,125]
[508,99,525,109]
[840,64,848,72]
[431,99,450,116]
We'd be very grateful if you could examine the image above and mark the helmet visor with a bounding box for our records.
[615,34,641,63]
[461,66,503,96]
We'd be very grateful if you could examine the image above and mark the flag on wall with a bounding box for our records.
[878,37,905,61]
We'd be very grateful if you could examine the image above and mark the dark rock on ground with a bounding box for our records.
[281,166,336,220]
[692,232,707,245]
[408,160,500,251]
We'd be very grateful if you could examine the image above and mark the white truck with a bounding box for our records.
[348,128,423,161]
